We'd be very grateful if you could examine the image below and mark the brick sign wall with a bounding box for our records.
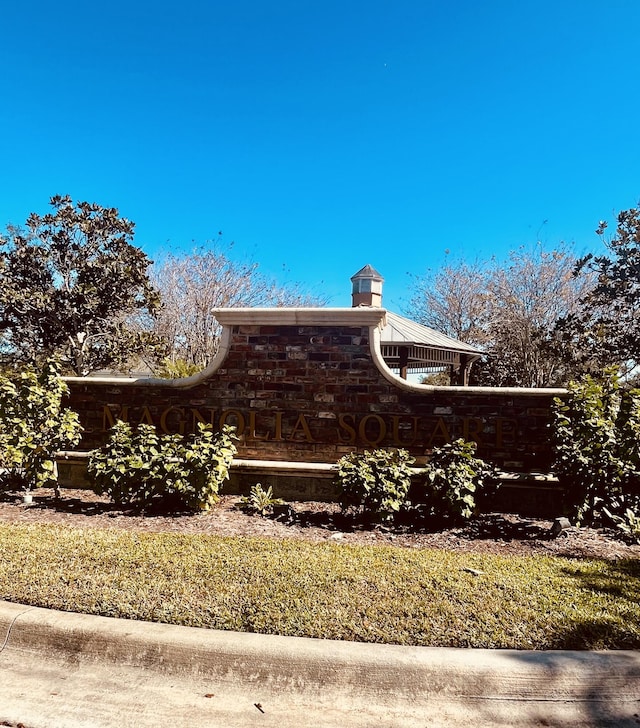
[65,308,566,474]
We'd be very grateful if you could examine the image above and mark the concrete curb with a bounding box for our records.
[1,600,639,727]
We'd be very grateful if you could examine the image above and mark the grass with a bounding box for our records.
[0,522,638,649]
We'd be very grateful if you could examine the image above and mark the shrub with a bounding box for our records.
[552,371,640,524]
[603,495,640,543]
[422,439,496,521]
[240,483,284,516]
[154,357,203,379]
[336,448,415,522]
[0,358,82,493]
[88,422,237,511]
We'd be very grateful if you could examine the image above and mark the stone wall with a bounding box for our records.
[65,308,566,475]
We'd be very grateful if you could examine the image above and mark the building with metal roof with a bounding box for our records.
[351,264,483,385]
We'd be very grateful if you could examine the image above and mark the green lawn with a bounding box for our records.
[1,523,638,649]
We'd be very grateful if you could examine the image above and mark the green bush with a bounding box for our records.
[336,448,415,522]
[154,357,203,379]
[0,358,82,493]
[240,483,284,516]
[88,421,237,511]
[335,443,495,524]
[552,371,640,525]
[422,439,496,521]
[604,495,640,543]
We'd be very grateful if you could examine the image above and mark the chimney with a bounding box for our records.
[350,264,384,307]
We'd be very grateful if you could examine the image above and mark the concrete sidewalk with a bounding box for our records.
[1,600,639,727]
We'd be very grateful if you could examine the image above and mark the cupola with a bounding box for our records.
[350,264,384,307]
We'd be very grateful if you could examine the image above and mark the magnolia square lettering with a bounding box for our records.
[101,405,518,450]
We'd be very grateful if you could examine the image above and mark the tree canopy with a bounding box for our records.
[0,195,160,375]
[408,245,596,387]
[564,205,640,375]
[151,245,328,373]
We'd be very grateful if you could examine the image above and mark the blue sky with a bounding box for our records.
[2,1,639,311]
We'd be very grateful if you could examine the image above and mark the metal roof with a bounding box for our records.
[381,311,482,358]
[350,264,384,281]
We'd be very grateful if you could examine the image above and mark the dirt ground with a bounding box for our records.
[0,488,638,561]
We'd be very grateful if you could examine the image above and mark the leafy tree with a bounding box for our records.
[408,245,596,387]
[0,195,160,374]
[151,245,328,371]
[565,205,640,374]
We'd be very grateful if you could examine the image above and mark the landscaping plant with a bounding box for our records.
[552,370,640,527]
[154,357,203,379]
[422,438,497,522]
[603,496,640,543]
[88,421,237,511]
[336,448,415,522]
[0,358,82,494]
[240,483,285,516]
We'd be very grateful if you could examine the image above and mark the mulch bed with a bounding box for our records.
[1,488,638,561]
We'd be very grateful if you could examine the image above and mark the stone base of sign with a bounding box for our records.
[57,458,92,489]
[227,459,339,500]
